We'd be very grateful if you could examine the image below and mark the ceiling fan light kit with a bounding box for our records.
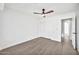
[41,14,46,18]
[33,8,54,18]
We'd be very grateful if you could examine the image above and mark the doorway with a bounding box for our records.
[61,18,72,44]
[61,17,77,50]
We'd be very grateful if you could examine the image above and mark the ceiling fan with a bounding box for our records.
[33,8,54,18]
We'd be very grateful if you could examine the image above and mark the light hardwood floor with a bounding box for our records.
[0,37,78,55]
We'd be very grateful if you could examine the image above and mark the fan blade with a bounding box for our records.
[33,12,42,14]
[45,10,54,14]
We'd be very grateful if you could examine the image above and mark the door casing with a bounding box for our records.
[61,17,77,50]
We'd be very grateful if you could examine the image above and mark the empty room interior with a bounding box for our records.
[0,3,79,55]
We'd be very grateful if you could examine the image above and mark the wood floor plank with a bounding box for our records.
[0,37,78,55]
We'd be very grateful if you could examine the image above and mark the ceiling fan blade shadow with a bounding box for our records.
[45,10,54,14]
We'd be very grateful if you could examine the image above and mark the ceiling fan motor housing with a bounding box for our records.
[42,8,45,14]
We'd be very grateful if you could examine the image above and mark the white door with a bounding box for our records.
[71,17,77,49]
[61,17,76,49]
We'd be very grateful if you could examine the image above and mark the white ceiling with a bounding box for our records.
[5,3,77,15]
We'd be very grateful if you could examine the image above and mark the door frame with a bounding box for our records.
[61,17,77,50]
[75,16,77,51]
[61,18,72,43]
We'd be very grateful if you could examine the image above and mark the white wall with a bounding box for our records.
[0,7,38,50]
[38,12,75,42]
[0,3,4,11]
[0,11,3,44]
[0,3,4,41]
